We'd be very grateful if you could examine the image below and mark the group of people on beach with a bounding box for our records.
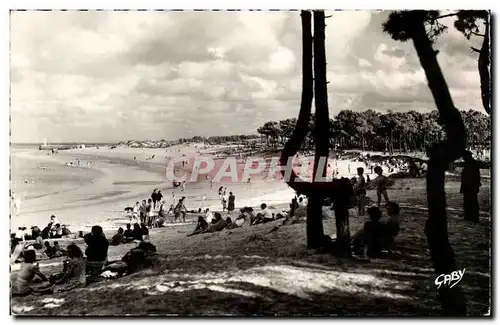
[217,186,236,214]
[351,165,390,218]
[12,222,159,297]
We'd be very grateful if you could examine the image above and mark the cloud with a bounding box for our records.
[10,10,486,143]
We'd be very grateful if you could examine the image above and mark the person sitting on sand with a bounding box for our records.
[108,242,158,276]
[31,226,41,240]
[49,215,59,231]
[374,166,389,208]
[61,225,72,236]
[225,217,239,229]
[53,241,66,255]
[132,223,143,241]
[252,203,274,225]
[380,201,401,248]
[204,208,214,224]
[227,192,235,214]
[354,167,367,217]
[140,223,150,241]
[187,216,209,237]
[51,224,63,239]
[110,227,126,246]
[50,244,86,293]
[352,207,384,258]
[11,249,50,296]
[44,241,62,258]
[200,213,227,233]
[123,223,134,242]
[174,198,187,223]
[85,225,109,267]
[33,236,44,250]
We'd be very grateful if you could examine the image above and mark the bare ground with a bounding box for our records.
[11,178,491,316]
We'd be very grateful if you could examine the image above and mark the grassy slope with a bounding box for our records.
[11,178,491,316]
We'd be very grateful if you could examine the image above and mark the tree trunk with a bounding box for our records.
[307,10,330,249]
[410,13,467,316]
[478,16,491,115]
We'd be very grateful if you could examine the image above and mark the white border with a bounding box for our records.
[2,0,498,323]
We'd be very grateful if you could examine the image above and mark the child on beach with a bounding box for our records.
[374,166,389,207]
[132,202,140,224]
[354,167,366,217]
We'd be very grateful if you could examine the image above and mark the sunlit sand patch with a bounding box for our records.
[94,263,410,301]
[43,303,61,309]
[11,305,35,313]
[230,265,411,300]
[41,298,65,304]
[171,255,269,261]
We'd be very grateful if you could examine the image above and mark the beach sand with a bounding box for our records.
[10,144,385,233]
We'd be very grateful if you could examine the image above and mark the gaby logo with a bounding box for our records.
[434,268,466,289]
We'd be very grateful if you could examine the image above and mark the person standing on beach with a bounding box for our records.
[156,191,163,208]
[374,166,389,207]
[221,191,228,212]
[227,192,235,214]
[132,202,140,224]
[151,189,158,209]
[354,167,366,217]
[139,200,147,224]
[181,181,186,192]
[146,199,154,228]
[461,150,481,223]
[174,197,187,223]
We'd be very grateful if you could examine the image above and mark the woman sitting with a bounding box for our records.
[33,236,44,250]
[352,207,384,258]
[50,244,86,293]
[225,217,239,229]
[85,226,109,276]
[110,227,126,246]
[187,216,209,237]
[132,223,143,241]
[380,201,401,251]
[200,213,227,233]
[11,249,51,296]
[140,223,150,241]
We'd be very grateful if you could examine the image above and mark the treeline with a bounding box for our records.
[257,109,491,153]
[176,134,260,145]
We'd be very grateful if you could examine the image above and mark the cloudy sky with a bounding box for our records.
[10,10,485,143]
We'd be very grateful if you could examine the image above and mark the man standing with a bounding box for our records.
[461,150,481,223]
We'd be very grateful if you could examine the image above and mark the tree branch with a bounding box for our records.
[471,31,485,37]
[435,12,459,19]
[471,47,481,53]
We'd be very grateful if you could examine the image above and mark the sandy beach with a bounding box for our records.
[11,144,388,233]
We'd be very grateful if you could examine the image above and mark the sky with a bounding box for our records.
[10,10,486,143]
